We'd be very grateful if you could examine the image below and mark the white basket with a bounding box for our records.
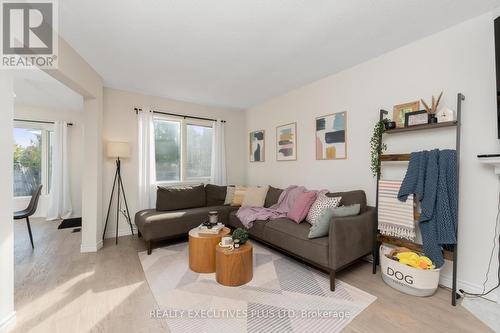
[380,244,441,297]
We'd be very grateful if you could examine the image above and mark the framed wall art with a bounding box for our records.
[249,130,265,162]
[276,122,297,161]
[315,111,347,160]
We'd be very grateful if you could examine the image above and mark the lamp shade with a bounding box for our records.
[107,141,131,158]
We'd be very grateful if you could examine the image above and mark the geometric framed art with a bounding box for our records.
[276,122,297,161]
[315,111,347,160]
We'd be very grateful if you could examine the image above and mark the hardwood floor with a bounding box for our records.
[13,219,493,333]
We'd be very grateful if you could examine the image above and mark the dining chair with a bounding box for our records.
[14,184,43,249]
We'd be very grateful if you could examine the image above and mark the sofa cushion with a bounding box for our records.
[308,204,361,239]
[242,186,269,207]
[156,184,206,211]
[224,186,236,205]
[135,206,231,241]
[231,186,247,206]
[264,186,283,208]
[306,193,342,225]
[205,184,227,206]
[264,218,329,267]
[287,191,317,223]
[327,190,367,212]
[228,211,267,239]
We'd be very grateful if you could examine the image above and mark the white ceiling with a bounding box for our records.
[13,69,84,112]
[59,0,500,109]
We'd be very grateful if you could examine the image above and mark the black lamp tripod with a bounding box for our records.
[103,157,134,244]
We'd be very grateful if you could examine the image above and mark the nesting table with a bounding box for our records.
[188,227,230,273]
[216,242,253,287]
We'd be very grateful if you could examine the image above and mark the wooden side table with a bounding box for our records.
[188,227,230,273]
[216,242,253,286]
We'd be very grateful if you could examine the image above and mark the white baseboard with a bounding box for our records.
[0,312,16,333]
[104,224,137,239]
[80,239,103,253]
[440,274,498,303]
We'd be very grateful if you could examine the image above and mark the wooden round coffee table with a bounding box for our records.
[216,242,253,286]
[189,227,230,273]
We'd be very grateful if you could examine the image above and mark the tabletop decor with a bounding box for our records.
[393,101,420,128]
[232,228,249,245]
[421,91,443,123]
[404,110,428,127]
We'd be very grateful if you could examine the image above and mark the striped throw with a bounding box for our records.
[378,180,415,240]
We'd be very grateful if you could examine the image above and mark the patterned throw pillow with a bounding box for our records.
[306,193,342,225]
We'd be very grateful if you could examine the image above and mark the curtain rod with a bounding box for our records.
[14,118,73,126]
[134,108,226,123]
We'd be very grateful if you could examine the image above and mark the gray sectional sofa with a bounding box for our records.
[134,184,376,290]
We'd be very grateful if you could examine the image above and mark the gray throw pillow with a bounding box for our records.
[308,204,361,239]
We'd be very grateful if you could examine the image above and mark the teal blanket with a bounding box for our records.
[398,149,457,267]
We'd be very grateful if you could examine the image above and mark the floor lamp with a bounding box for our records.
[103,141,135,244]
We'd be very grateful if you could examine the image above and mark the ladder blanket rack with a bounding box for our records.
[372,93,464,306]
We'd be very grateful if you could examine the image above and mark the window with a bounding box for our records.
[154,116,213,183]
[186,124,213,178]
[154,119,181,182]
[13,121,53,197]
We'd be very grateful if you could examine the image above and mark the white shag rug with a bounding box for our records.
[138,241,375,333]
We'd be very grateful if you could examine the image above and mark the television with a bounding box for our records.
[495,16,500,138]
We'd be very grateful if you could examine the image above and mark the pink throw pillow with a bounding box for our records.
[287,191,318,223]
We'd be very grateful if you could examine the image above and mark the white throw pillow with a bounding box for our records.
[241,186,269,208]
[224,186,235,205]
[306,193,342,225]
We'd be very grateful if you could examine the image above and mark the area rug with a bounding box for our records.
[138,242,376,333]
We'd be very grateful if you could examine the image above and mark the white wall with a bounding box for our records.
[47,37,104,253]
[102,88,246,238]
[13,105,83,219]
[0,74,15,332]
[246,13,500,298]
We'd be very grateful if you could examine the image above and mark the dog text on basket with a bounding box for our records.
[387,267,414,285]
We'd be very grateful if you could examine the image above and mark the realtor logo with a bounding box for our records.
[1,0,58,68]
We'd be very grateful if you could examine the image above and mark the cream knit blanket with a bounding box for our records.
[378,180,415,241]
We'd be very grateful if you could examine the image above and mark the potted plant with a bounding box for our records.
[232,228,249,245]
[370,119,387,177]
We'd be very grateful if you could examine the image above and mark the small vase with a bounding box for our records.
[428,115,438,124]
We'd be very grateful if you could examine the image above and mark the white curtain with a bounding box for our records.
[137,109,157,210]
[211,120,227,185]
[47,121,72,220]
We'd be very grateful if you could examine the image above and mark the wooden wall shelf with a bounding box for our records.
[385,121,457,134]
[378,235,454,261]
[380,154,411,161]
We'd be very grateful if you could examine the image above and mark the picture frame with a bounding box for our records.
[249,130,265,162]
[315,111,347,160]
[276,122,297,161]
[393,101,420,128]
[404,110,428,127]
